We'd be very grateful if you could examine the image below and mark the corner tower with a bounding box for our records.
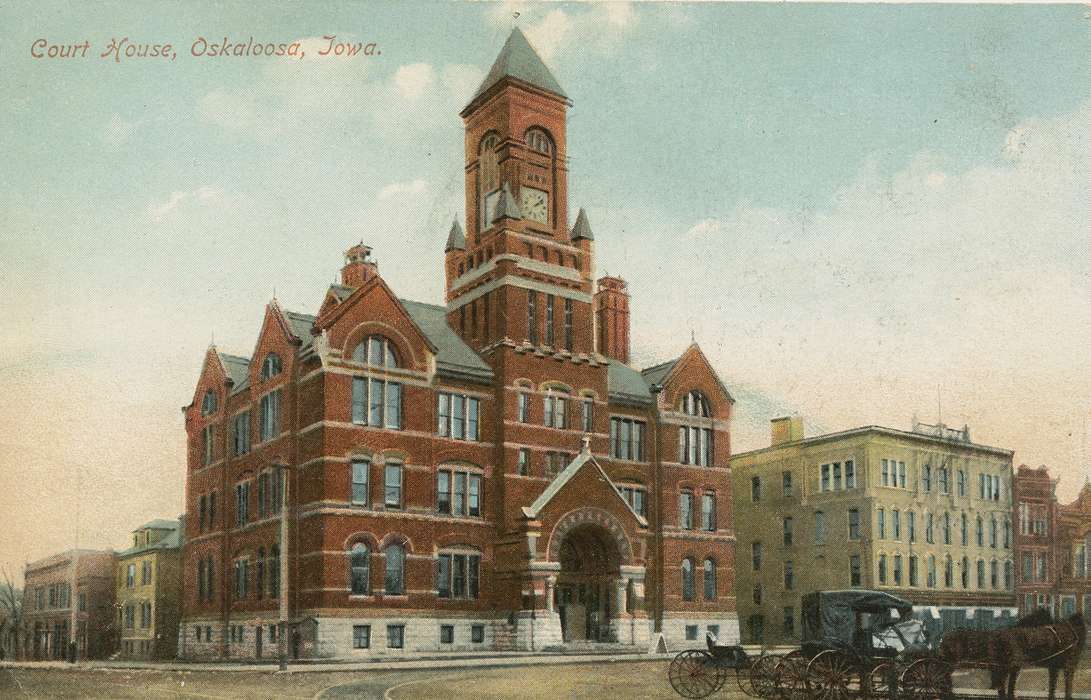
[446,28,595,355]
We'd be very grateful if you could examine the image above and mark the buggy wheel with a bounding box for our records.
[865,661,896,699]
[734,657,757,697]
[668,649,724,699]
[772,652,809,700]
[747,654,781,699]
[899,658,954,700]
[806,649,857,700]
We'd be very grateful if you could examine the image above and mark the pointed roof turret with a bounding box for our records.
[467,28,567,109]
[571,207,594,241]
[492,183,523,223]
[445,219,466,252]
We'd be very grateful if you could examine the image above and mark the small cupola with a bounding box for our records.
[341,243,379,287]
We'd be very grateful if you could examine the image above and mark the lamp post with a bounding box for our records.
[650,383,664,635]
[278,464,289,671]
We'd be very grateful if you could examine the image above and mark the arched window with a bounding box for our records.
[1004,560,1014,590]
[525,127,553,155]
[961,556,969,588]
[261,353,282,380]
[703,558,716,601]
[385,544,405,595]
[943,512,951,545]
[201,390,218,416]
[944,556,953,588]
[352,335,398,368]
[479,133,500,232]
[678,391,713,466]
[681,391,711,417]
[681,558,695,601]
[350,543,370,595]
[256,546,265,598]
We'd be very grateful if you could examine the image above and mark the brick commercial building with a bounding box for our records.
[179,28,737,660]
[22,549,117,660]
[116,520,183,660]
[732,418,1016,646]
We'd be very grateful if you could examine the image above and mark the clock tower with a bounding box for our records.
[445,28,596,355]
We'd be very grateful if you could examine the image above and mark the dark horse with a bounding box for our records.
[939,608,1083,700]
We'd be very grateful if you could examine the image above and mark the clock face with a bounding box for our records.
[483,189,502,228]
[520,187,549,225]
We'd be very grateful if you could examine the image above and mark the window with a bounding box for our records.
[545,295,555,345]
[961,513,968,546]
[544,393,567,429]
[352,625,370,649]
[203,425,214,465]
[581,397,593,433]
[437,552,481,599]
[679,491,694,530]
[471,625,485,643]
[850,555,862,587]
[269,546,280,597]
[977,559,986,588]
[564,299,573,350]
[1038,553,1047,581]
[783,607,795,636]
[990,516,998,548]
[703,559,716,600]
[784,560,794,590]
[814,511,827,545]
[209,491,217,530]
[353,376,402,430]
[702,493,716,532]
[845,461,856,489]
[233,411,251,456]
[352,335,398,368]
[848,509,860,540]
[437,468,482,517]
[990,560,999,589]
[881,459,890,486]
[748,616,764,644]
[261,353,282,379]
[437,393,480,440]
[126,564,136,588]
[958,469,966,496]
[878,554,887,584]
[386,624,405,649]
[517,393,529,423]
[893,555,903,586]
[782,471,793,497]
[927,554,936,588]
[821,461,855,491]
[681,558,695,601]
[923,464,932,492]
[440,625,454,644]
[256,547,265,597]
[782,517,793,546]
[878,508,885,539]
[926,512,934,544]
[141,561,152,585]
[234,558,249,599]
[909,555,919,587]
[610,417,645,461]
[619,485,647,518]
[1023,553,1033,582]
[140,600,151,628]
[1004,560,1013,590]
[517,448,530,476]
[962,556,970,588]
[751,476,762,502]
[257,472,268,518]
[384,463,403,509]
[259,389,281,442]
[939,468,949,494]
[385,545,405,595]
[124,604,135,629]
[976,516,984,547]
[235,482,249,526]
[908,511,916,543]
[1003,518,1011,549]
[751,542,763,570]
[945,556,953,587]
[199,495,207,532]
[685,624,699,641]
[350,544,370,595]
[525,127,553,154]
[678,392,714,466]
[527,290,538,345]
[943,512,951,545]
[201,389,218,416]
[351,460,369,505]
[892,509,901,540]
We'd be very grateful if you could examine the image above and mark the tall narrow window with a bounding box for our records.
[681,559,695,601]
[848,509,861,540]
[527,290,538,345]
[260,389,280,442]
[783,516,793,546]
[679,491,694,530]
[350,544,370,595]
[233,411,251,456]
[545,295,555,345]
[261,353,282,380]
[517,393,529,423]
[351,460,369,505]
[385,545,405,595]
[385,463,402,509]
[269,546,280,597]
[581,397,593,433]
[517,448,530,476]
[203,425,214,466]
[815,511,827,545]
[563,298,573,350]
[201,390,218,416]
[702,493,716,532]
[703,559,716,600]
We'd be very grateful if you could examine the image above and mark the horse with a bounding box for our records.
[938,608,1054,698]
[992,610,1086,700]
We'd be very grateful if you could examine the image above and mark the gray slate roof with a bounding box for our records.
[399,299,494,382]
[285,310,316,346]
[571,208,594,241]
[220,353,251,387]
[329,284,355,302]
[607,359,653,404]
[445,220,466,252]
[641,359,678,389]
[119,520,182,558]
[469,28,567,106]
[493,183,522,222]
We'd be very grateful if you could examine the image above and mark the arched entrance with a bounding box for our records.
[555,523,622,642]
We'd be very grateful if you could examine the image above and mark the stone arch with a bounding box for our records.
[546,507,633,566]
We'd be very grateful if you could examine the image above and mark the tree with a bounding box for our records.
[0,568,24,659]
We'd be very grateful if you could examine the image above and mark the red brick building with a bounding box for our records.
[22,549,117,660]
[180,29,737,659]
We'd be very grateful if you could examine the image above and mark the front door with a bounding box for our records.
[556,524,620,642]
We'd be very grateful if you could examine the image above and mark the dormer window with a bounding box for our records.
[201,390,218,416]
[352,335,398,368]
[261,353,282,380]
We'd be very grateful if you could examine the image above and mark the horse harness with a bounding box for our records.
[1022,619,1081,665]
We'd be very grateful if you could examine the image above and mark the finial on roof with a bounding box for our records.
[445,219,466,252]
[492,183,523,223]
[581,434,591,454]
[571,207,594,241]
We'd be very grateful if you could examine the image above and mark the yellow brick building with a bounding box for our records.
[731,418,1017,646]
[115,519,182,659]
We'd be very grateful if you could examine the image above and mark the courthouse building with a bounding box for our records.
[179,29,737,659]
[22,549,117,660]
[116,519,183,660]
[731,418,1016,646]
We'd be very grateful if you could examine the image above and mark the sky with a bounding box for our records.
[0,1,1088,585]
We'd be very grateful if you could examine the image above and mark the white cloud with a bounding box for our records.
[377,179,428,200]
[147,186,231,222]
[487,3,640,63]
[394,63,436,101]
[103,113,139,146]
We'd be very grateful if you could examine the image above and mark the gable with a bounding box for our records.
[523,449,647,528]
[655,344,735,414]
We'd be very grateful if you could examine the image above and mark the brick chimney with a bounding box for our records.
[771,416,804,446]
[341,243,378,287]
[594,275,630,364]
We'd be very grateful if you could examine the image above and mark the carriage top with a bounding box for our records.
[801,589,914,646]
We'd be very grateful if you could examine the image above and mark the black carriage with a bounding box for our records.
[667,633,771,699]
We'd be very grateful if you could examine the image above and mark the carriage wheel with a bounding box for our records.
[865,662,896,699]
[806,649,858,700]
[747,653,781,699]
[773,652,809,700]
[734,657,757,697]
[668,649,724,699]
[899,658,954,700]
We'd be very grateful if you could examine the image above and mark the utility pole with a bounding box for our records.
[278,464,289,671]
[650,384,664,635]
